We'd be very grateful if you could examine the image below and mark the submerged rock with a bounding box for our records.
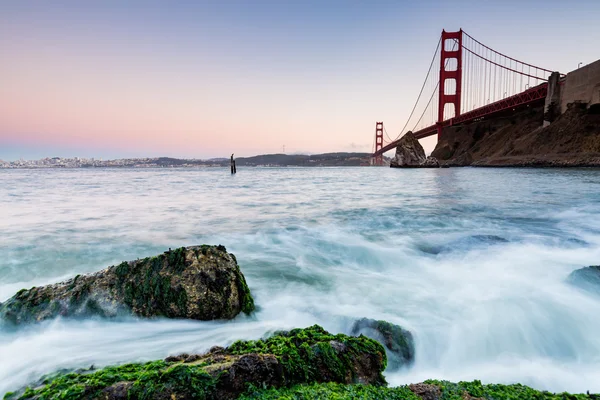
[351,318,414,371]
[6,325,387,400]
[0,245,255,324]
[390,132,440,168]
[567,265,600,295]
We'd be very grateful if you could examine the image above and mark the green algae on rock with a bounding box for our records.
[5,325,387,400]
[227,324,387,386]
[351,318,415,371]
[0,245,255,324]
[241,382,421,399]
[421,380,599,400]
[241,380,600,400]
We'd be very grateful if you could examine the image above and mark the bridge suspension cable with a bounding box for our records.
[460,30,553,114]
[372,29,558,159]
[393,36,442,141]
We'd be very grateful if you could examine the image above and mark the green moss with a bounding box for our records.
[234,263,255,315]
[115,262,129,279]
[424,380,599,400]
[8,326,387,399]
[372,319,413,362]
[166,247,187,272]
[241,382,420,399]
[228,324,386,385]
[67,275,80,290]
[7,360,215,400]
[119,255,189,317]
[69,280,91,308]
[200,245,211,256]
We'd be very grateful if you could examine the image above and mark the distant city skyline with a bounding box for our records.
[1,0,599,161]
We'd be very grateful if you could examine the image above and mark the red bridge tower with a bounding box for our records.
[437,29,463,138]
[372,122,384,166]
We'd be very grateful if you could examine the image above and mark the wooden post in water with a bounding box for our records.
[230,154,236,174]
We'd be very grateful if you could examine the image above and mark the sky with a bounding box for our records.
[1,0,599,161]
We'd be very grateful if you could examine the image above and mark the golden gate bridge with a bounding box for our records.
[372,29,560,165]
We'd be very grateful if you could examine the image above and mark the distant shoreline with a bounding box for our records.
[0,152,390,169]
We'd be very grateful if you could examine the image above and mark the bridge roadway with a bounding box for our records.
[373,82,549,157]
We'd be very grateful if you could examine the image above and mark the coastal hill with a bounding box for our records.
[0,152,385,169]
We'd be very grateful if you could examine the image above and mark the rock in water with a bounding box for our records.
[390,131,440,168]
[0,245,255,324]
[567,265,600,295]
[6,325,387,400]
[351,318,415,371]
[421,156,440,167]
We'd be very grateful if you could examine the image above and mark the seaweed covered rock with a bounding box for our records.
[351,318,415,371]
[567,265,600,295]
[5,325,387,400]
[241,380,599,400]
[0,245,255,324]
[415,380,599,400]
[241,382,422,399]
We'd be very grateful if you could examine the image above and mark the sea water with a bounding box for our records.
[1,167,600,395]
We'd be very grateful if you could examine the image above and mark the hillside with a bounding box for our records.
[235,152,373,167]
[431,103,600,167]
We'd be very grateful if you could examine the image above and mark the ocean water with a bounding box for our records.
[1,167,600,395]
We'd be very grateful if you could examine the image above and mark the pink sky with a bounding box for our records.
[1,1,597,160]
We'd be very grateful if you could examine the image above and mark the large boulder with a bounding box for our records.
[390,132,440,168]
[567,265,600,295]
[351,318,415,371]
[0,245,255,324]
[6,325,387,400]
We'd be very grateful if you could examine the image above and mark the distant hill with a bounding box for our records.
[1,152,387,168]
[235,152,374,167]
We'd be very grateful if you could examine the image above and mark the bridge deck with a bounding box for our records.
[373,83,548,157]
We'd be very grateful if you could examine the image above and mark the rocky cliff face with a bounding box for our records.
[0,245,255,324]
[390,132,440,168]
[432,103,600,166]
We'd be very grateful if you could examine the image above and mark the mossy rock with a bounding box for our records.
[5,325,387,400]
[420,380,599,400]
[0,245,255,324]
[241,382,421,399]
[241,381,599,399]
[351,318,414,371]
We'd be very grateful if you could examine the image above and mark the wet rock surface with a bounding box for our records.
[408,383,443,400]
[6,325,387,400]
[351,318,415,371]
[567,265,600,295]
[0,245,255,324]
[390,132,440,168]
